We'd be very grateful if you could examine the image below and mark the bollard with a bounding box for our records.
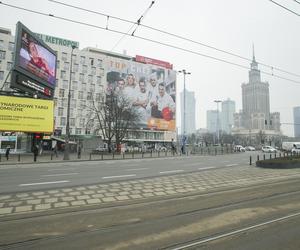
[270,154,272,159]
[18,154,21,162]
[123,153,125,159]
[113,153,115,159]
[142,152,144,158]
[89,153,92,160]
[51,153,53,160]
[250,156,252,165]
[257,155,259,161]
[165,151,167,157]
[150,150,153,158]
[215,148,217,156]
[158,151,160,157]
[279,152,281,158]
[263,154,265,160]
[101,153,103,160]
[275,153,276,158]
[132,152,134,159]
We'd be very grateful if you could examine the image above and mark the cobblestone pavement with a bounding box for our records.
[1,166,300,217]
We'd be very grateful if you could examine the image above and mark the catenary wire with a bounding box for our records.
[269,0,300,16]
[0,1,300,85]
[47,0,300,78]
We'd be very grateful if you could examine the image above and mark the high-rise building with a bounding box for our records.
[180,89,196,134]
[206,110,219,134]
[294,106,300,138]
[221,98,235,134]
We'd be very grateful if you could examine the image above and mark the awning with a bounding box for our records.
[50,136,77,144]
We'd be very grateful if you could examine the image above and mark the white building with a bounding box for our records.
[221,98,235,134]
[206,110,219,134]
[180,89,196,134]
[0,26,176,148]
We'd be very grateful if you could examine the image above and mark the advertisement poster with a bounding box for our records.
[106,57,176,131]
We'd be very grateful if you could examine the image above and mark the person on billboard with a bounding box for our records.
[115,78,126,95]
[133,77,150,124]
[151,83,175,120]
[148,73,159,104]
[123,74,137,102]
[28,41,54,77]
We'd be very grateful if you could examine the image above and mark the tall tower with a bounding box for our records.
[221,98,236,134]
[241,47,270,130]
[181,90,196,134]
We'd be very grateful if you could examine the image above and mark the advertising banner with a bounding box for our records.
[0,96,54,133]
[106,57,176,131]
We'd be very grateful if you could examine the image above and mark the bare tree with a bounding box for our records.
[86,92,140,152]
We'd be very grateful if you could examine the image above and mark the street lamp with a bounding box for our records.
[214,100,222,145]
[178,70,191,135]
[63,45,77,160]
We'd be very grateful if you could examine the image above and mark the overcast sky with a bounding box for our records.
[1,0,300,136]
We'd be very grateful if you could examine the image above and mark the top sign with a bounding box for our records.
[35,33,79,49]
[135,55,173,69]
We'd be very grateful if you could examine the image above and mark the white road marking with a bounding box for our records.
[47,168,75,172]
[105,161,116,164]
[19,180,69,187]
[226,164,238,167]
[126,168,148,171]
[102,174,136,179]
[171,211,300,250]
[159,170,184,174]
[41,173,79,177]
[198,167,216,170]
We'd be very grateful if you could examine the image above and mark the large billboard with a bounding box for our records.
[11,22,57,99]
[0,96,54,133]
[106,57,176,131]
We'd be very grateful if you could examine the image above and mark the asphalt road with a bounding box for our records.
[0,152,258,194]
[1,176,300,250]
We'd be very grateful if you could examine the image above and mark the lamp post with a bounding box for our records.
[178,70,191,135]
[214,100,222,145]
[63,45,76,160]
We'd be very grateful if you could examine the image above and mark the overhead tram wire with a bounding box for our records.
[110,0,155,51]
[294,0,300,5]
[48,0,300,78]
[1,2,300,85]
[269,0,300,16]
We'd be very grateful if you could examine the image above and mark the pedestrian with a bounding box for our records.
[52,144,58,157]
[33,144,39,162]
[5,146,11,160]
[77,144,81,159]
[171,138,177,155]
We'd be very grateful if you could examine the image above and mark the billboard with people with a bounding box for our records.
[11,22,57,99]
[106,57,176,131]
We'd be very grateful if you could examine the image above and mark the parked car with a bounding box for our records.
[95,143,108,152]
[234,145,246,152]
[291,143,300,154]
[262,146,276,153]
[245,146,256,151]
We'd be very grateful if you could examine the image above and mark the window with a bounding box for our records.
[80,56,85,64]
[91,67,96,75]
[0,71,4,80]
[79,118,85,127]
[87,92,92,100]
[62,80,68,89]
[72,54,77,63]
[81,82,86,91]
[74,63,79,72]
[97,59,102,67]
[95,93,101,101]
[0,50,6,60]
[71,81,78,90]
[6,62,12,71]
[89,58,94,66]
[58,107,64,116]
[61,70,66,79]
[70,118,75,127]
[59,89,65,98]
[90,84,95,91]
[11,52,14,61]
[80,100,86,108]
[64,62,70,70]
[62,52,68,61]
[79,73,84,82]
[60,117,66,126]
[99,68,104,76]
[78,91,83,99]
[71,72,75,80]
[76,128,81,135]
[57,60,60,69]
[70,90,74,99]
[88,75,93,84]
[82,65,87,74]
[71,99,77,108]
[8,42,14,51]
[0,40,4,49]
[97,76,102,84]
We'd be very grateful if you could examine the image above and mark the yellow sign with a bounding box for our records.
[0,96,54,133]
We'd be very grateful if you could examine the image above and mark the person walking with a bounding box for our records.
[5,146,11,160]
[77,144,81,159]
[33,144,39,162]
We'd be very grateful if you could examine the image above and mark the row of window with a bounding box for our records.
[0,40,15,52]
[60,52,103,67]
[59,70,103,84]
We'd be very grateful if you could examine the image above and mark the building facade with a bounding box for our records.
[180,89,196,134]
[206,110,219,134]
[221,98,235,134]
[294,106,300,138]
[0,26,176,150]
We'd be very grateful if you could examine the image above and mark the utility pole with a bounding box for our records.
[63,45,76,160]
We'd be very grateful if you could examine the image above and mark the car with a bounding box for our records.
[245,146,255,151]
[95,143,108,152]
[262,146,276,153]
[291,143,300,154]
[234,145,246,152]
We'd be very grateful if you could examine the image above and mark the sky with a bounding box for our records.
[1,0,300,136]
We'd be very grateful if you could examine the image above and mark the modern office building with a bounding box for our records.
[206,110,219,134]
[294,106,300,138]
[221,98,235,134]
[0,25,177,151]
[180,89,196,134]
